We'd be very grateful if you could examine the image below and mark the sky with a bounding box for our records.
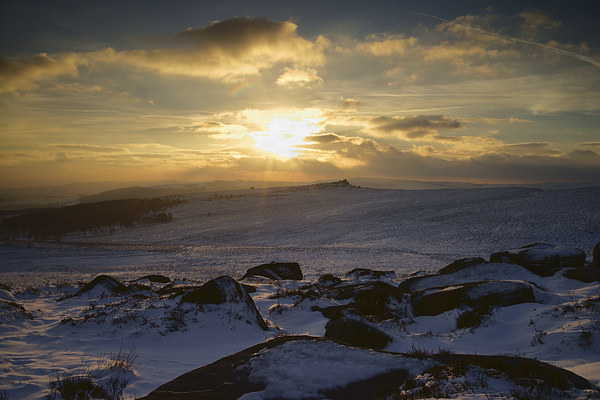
[1,0,599,188]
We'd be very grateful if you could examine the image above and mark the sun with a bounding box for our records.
[251,117,320,159]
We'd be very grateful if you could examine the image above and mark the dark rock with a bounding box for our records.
[317,274,343,287]
[181,276,248,305]
[241,283,256,294]
[242,262,303,281]
[398,262,535,293]
[139,335,592,400]
[139,336,310,400]
[135,274,171,284]
[74,275,128,296]
[438,257,487,275]
[592,242,600,268]
[314,281,405,321]
[180,276,268,330]
[411,280,537,317]
[325,317,392,350]
[427,353,592,390]
[564,268,600,283]
[324,369,408,400]
[346,268,395,280]
[490,243,586,269]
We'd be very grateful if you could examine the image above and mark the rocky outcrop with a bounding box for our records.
[346,268,395,281]
[180,275,268,330]
[325,317,392,350]
[73,275,128,297]
[139,335,591,400]
[592,242,600,268]
[490,243,586,273]
[134,274,171,284]
[317,274,342,287]
[438,257,487,275]
[242,262,303,281]
[410,280,537,317]
[313,281,405,321]
[563,268,600,283]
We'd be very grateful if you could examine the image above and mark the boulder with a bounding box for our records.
[490,243,586,270]
[592,242,600,268]
[397,262,535,294]
[325,317,392,350]
[134,274,171,284]
[138,336,592,400]
[346,268,395,281]
[438,257,487,275]
[411,280,537,317]
[242,262,303,281]
[564,268,600,283]
[317,274,343,287]
[74,275,128,296]
[314,281,405,321]
[180,275,268,330]
[181,276,249,305]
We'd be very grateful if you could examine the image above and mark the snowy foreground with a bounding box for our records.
[1,183,599,399]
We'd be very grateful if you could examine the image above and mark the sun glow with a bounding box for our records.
[251,117,320,158]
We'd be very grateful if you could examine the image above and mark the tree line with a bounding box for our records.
[0,197,183,240]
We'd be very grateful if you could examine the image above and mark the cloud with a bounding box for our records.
[369,115,461,139]
[305,133,341,143]
[116,17,329,82]
[340,98,361,109]
[356,34,418,56]
[579,142,600,148]
[0,17,329,94]
[276,67,323,87]
[0,53,85,94]
[519,10,563,34]
[499,142,561,156]
[44,144,123,153]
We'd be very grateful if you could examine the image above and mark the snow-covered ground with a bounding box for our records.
[0,184,599,399]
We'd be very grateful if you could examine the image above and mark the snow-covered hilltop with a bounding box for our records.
[0,183,599,399]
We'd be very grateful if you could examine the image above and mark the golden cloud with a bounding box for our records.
[0,53,85,94]
[115,17,329,82]
[356,34,418,56]
[276,67,323,87]
[368,115,462,139]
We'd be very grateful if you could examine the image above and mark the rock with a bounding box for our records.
[411,280,537,317]
[315,281,405,321]
[242,262,303,281]
[438,257,487,275]
[397,262,535,294]
[139,335,592,400]
[324,369,408,399]
[490,243,586,270]
[181,276,248,304]
[134,274,171,284]
[592,242,600,268]
[325,317,392,350]
[317,274,343,287]
[180,275,268,330]
[564,268,600,283]
[74,275,128,296]
[346,268,395,281]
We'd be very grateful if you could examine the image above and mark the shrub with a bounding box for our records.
[45,349,136,400]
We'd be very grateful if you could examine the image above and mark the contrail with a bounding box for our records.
[406,10,600,68]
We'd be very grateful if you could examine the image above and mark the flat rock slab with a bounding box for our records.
[242,262,303,280]
[138,335,591,399]
[490,243,586,269]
